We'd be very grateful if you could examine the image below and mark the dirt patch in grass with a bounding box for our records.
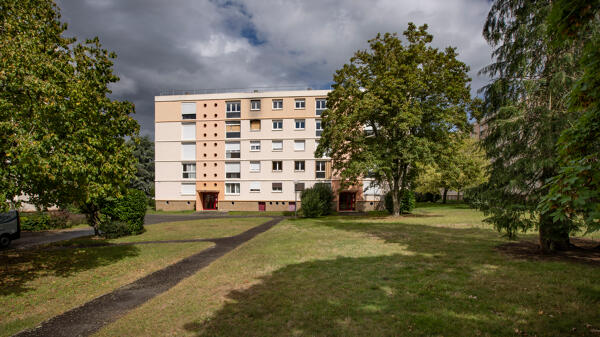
[497,238,600,267]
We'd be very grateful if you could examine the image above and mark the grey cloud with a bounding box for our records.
[56,0,493,138]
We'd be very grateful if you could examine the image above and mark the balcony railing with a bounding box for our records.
[226,132,241,138]
[226,112,241,118]
[226,151,241,159]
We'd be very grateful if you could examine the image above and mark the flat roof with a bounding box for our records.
[155,89,331,102]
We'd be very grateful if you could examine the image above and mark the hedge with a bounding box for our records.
[101,188,147,236]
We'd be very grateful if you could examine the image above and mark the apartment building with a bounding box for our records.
[154,89,383,212]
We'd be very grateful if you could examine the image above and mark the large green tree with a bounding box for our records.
[0,0,139,234]
[476,0,582,251]
[542,0,600,232]
[317,24,471,215]
[415,137,488,203]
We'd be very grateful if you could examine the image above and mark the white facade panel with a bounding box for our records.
[155,181,196,200]
[155,142,181,161]
[155,122,181,142]
[181,143,196,160]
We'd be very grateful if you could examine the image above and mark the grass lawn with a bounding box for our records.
[0,217,270,337]
[95,204,599,337]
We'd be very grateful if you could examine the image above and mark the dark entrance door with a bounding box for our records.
[258,202,266,211]
[202,192,218,210]
[339,192,356,211]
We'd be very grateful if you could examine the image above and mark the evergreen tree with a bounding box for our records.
[129,135,155,198]
[476,0,582,251]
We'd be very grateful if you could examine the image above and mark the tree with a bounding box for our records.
[129,135,155,199]
[542,0,600,233]
[415,137,488,203]
[317,24,471,215]
[476,0,582,251]
[0,0,139,234]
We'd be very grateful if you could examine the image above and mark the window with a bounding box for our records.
[250,119,261,131]
[250,100,261,110]
[316,160,326,178]
[250,140,261,151]
[272,140,283,151]
[294,119,305,130]
[181,123,196,140]
[250,181,261,192]
[225,162,241,179]
[272,182,283,192]
[364,124,374,136]
[294,140,305,151]
[226,101,241,118]
[294,160,305,171]
[295,182,305,191]
[225,183,240,195]
[181,102,196,119]
[272,120,283,130]
[226,121,241,138]
[272,99,283,110]
[316,99,326,116]
[181,143,196,160]
[250,161,261,172]
[225,142,240,158]
[182,163,196,179]
[316,119,323,137]
[295,98,305,109]
[272,161,282,172]
[181,183,195,195]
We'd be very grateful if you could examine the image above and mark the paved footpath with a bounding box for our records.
[13,216,283,337]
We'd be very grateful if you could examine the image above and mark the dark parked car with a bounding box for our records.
[0,210,20,247]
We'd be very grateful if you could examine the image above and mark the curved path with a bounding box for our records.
[13,216,284,337]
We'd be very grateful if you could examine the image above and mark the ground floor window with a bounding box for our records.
[225,183,240,194]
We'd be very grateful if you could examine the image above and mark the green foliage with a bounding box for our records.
[317,23,471,216]
[415,192,441,203]
[0,0,139,233]
[475,0,583,250]
[20,212,72,231]
[542,0,600,231]
[385,190,415,214]
[101,189,147,235]
[97,214,131,239]
[415,137,488,202]
[300,184,335,218]
[129,135,155,199]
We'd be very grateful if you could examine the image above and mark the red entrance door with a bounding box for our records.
[339,192,356,211]
[258,202,266,211]
[202,193,218,210]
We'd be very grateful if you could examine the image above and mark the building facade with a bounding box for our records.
[154,90,383,212]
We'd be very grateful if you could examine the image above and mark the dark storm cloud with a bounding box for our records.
[55,0,493,138]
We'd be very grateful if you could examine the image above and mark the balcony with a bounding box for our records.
[226,132,240,138]
[226,151,241,159]
[226,111,241,118]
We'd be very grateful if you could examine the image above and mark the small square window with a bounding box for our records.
[250,161,261,172]
[272,182,283,192]
[225,183,240,195]
[250,119,261,131]
[182,163,196,179]
[294,160,305,171]
[316,99,327,116]
[272,140,283,151]
[294,119,305,130]
[226,101,241,118]
[250,181,261,192]
[295,99,305,109]
[272,120,283,130]
[294,140,305,151]
[272,161,283,172]
[272,99,283,110]
[250,100,261,110]
[250,140,261,151]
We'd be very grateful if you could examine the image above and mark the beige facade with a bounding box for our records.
[154,90,384,212]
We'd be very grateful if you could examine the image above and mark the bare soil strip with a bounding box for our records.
[13,217,283,337]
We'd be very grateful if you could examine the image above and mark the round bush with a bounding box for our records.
[312,183,335,215]
[300,188,323,218]
[101,189,147,235]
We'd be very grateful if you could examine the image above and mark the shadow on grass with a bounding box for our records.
[185,221,598,336]
[0,243,140,296]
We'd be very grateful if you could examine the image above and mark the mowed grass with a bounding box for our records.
[0,217,269,337]
[96,204,599,337]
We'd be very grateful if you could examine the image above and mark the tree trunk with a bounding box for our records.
[538,213,570,253]
[392,177,401,216]
[442,188,448,204]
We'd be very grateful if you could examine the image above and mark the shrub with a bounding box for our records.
[21,211,73,231]
[415,192,441,203]
[97,214,131,239]
[101,189,147,236]
[300,184,335,218]
[385,189,416,214]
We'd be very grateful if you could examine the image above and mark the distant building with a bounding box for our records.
[154,89,384,212]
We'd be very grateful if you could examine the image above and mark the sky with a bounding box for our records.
[56,0,494,138]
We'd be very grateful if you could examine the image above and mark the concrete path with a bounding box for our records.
[10,228,95,250]
[13,217,283,337]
